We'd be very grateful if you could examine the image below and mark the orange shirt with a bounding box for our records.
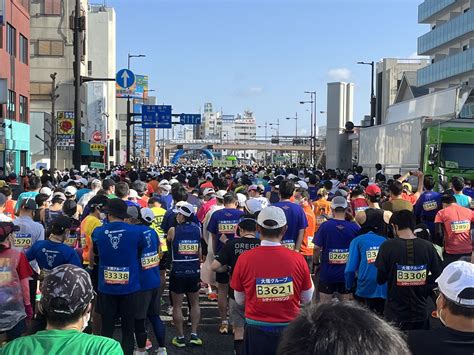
[300,203,316,256]
[401,192,418,205]
[435,204,474,255]
[313,199,331,231]
[149,180,159,193]
[80,215,102,265]
[4,199,16,220]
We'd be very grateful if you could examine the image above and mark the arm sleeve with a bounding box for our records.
[345,240,359,290]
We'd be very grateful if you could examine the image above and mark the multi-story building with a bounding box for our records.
[417,0,474,92]
[376,58,429,124]
[29,0,89,169]
[86,4,116,165]
[234,111,256,141]
[0,0,30,175]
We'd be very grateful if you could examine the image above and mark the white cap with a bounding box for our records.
[40,187,52,196]
[287,173,297,180]
[169,178,179,185]
[347,174,355,180]
[140,208,155,224]
[159,179,170,187]
[52,192,66,201]
[248,184,259,192]
[176,202,195,217]
[257,206,287,229]
[129,189,139,199]
[296,180,308,190]
[75,178,88,186]
[216,190,227,200]
[203,188,216,196]
[436,260,474,307]
[64,186,77,197]
[245,198,265,214]
[331,196,348,209]
[236,193,247,207]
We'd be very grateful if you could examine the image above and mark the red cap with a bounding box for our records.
[365,184,381,197]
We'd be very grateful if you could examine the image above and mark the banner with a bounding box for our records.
[86,82,107,149]
[56,111,74,150]
[116,74,148,99]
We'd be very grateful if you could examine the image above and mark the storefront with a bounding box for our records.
[2,119,31,176]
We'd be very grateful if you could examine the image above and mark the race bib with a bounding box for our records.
[396,265,427,286]
[451,220,470,234]
[281,241,295,250]
[355,206,368,213]
[218,221,238,234]
[256,277,294,302]
[13,233,32,248]
[366,247,379,264]
[316,216,326,225]
[0,258,11,285]
[64,236,76,247]
[423,201,438,211]
[178,241,199,255]
[307,236,314,249]
[328,249,349,264]
[141,252,159,269]
[104,266,130,284]
[80,234,87,248]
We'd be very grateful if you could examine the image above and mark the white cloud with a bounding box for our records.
[328,68,351,81]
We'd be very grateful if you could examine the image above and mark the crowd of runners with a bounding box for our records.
[0,164,473,355]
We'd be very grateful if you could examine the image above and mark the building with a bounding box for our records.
[234,111,257,141]
[325,82,354,170]
[417,0,474,92]
[0,0,30,175]
[86,4,116,165]
[29,0,89,169]
[376,58,429,124]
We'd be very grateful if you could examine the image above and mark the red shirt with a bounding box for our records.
[350,197,368,217]
[435,204,474,254]
[231,245,312,324]
[196,198,216,223]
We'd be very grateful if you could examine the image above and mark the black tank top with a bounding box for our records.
[359,208,388,236]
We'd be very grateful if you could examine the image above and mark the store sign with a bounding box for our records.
[90,144,105,151]
[57,112,75,150]
[86,82,107,152]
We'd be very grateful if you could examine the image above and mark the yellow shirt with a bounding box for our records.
[80,215,102,265]
[151,206,167,252]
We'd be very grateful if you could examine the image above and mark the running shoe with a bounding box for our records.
[156,347,167,354]
[219,322,229,334]
[189,334,203,346]
[145,338,153,350]
[171,336,186,348]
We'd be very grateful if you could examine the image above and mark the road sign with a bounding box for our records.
[92,130,103,142]
[180,114,202,125]
[90,162,105,169]
[142,105,172,129]
[116,69,135,89]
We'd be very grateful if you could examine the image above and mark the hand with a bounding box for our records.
[219,234,228,244]
[25,304,33,319]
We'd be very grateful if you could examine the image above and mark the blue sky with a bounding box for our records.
[108,0,427,137]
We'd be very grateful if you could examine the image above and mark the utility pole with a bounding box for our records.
[73,0,84,170]
[50,73,59,170]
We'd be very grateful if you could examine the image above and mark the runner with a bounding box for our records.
[354,184,392,237]
[0,222,33,342]
[349,186,369,217]
[211,214,260,355]
[15,176,41,214]
[91,198,146,355]
[381,181,414,212]
[1,264,122,355]
[207,191,244,334]
[434,194,474,266]
[0,187,17,220]
[272,179,307,251]
[0,193,13,222]
[295,189,316,272]
[167,203,203,348]
[414,175,442,236]
[313,196,360,303]
[451,177,472,209]
[407,260,474,355]
[231,206,313,355]
[375,210,442,330]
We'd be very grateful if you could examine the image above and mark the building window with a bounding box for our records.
[19,95,28,123]
[43,0,61,15]
[30,82,52,101]
[6,24,16,56]
[88,61,92,76]
[19,35,28,64]
[38,40,64,56]
[0,26,3,49]
[463,44,469,51]
[463,7,470,13]
[7,90,15,120]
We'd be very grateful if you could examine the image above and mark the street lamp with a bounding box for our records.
[286,113,298,138]
[269,119,280,138]
[126,53,146,164]
[357,61,376,125]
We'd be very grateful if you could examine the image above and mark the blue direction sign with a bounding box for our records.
[180,114,202,125]
[142,105,172,129]
[116,69,135,89]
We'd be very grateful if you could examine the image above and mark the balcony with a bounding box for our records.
[417,47,474,86]
[418,0,457,23]
[418,10,474,55]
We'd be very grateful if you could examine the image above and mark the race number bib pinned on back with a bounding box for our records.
[316,216,326,225]
[218,221,238,235]
[396,264,427,286]
[281,241,296,250]
[13,233,32,248]
[423,201,438,211]
[256,277,294,302]
[104,266,130,284]
[451,220,470,234]
[307,236,314,249]
[141,252,159,270]
[366,247,379,264]
[178,241,199,255]
[328,249,349,264]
